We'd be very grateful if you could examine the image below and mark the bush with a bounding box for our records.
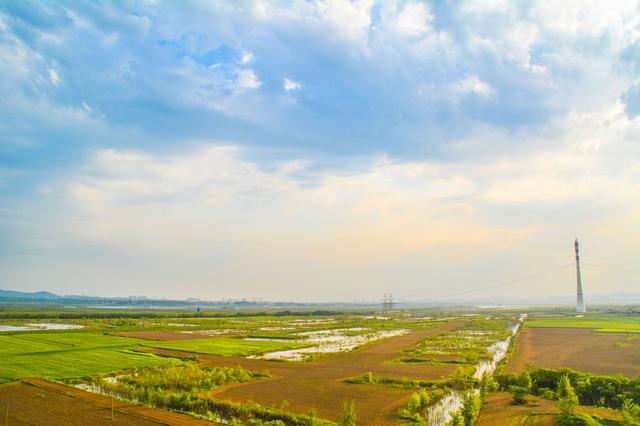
[510,386,528,405]
[555,412,602,426]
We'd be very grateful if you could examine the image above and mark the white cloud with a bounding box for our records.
[48,68,60,86]
[458,75,493,96]
[392,1,432,38]
[283,78,302,91]
[240,51,254,64]
[234,69,261,90]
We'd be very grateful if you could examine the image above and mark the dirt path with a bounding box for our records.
[145,322,461,425]
[504,327,640,377]
[0,379,215,426]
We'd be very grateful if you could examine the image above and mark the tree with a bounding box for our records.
[479,372,496,400]
[460,391,482,426]
[557,375,579,415]
[510,386,528,405]
[520,370,533,393]
[339,400,356,426]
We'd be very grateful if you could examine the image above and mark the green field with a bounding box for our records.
[0,331,311,384]
[141,337,307,356]
[0,332,174,384]
[527,314,640,333]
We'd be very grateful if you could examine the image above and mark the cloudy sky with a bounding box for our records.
[1,1,639,302]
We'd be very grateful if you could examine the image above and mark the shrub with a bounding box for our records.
[510,386,528,405]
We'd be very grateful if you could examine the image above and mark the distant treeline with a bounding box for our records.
[498,368,640,409]
[0,309,363,320]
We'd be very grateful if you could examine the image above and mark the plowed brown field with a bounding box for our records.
[143,322,461,425]
[478,392,623,425]
[0,379,215,426]
[504,327,640,377]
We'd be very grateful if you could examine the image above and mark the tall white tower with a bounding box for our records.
[575,239,586,313]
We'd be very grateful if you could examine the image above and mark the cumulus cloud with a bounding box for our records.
[1,1,640,300]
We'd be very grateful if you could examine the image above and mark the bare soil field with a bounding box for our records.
[478,392,623,426]
[143,322,461,425]
[0,379,215,426]
[112,330,214,340]
[504,327,640,377]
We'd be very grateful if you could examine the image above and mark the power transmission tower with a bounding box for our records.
[575,239,586,313]
[382,293,393,315]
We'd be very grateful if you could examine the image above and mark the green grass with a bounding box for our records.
[141,337,307,356]
[0,332,174,383]
[527,315,640,333]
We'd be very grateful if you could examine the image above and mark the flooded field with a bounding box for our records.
[247,328,408,360]
[0,323,84,331]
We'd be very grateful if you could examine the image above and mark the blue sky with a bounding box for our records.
[1,1,639,301]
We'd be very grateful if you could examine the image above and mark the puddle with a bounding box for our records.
[0,323,84,331]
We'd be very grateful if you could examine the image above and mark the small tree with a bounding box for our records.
[557,375,579,415]
[519,370,533,393]
[479,372,496,400]
[339,400,356,426]
[460,391,481,426]
[510,386,527,405]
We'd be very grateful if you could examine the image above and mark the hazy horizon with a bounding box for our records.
[1,1,638,302]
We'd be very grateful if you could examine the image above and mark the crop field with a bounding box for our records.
[526,314,640,333]
[1,309,638,425]
[0,332,174,383]
[132,317,520,425]
[505,314,640,377]
[190,323,462,425]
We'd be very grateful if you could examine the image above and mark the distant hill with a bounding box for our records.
[0,289,60,299]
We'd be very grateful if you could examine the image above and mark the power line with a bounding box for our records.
[425,262,574,301]
[582,262,640,275]
[394,254,573,301]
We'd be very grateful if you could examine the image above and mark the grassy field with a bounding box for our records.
[0,332,174,383]
[527,314,640,333]
[140,336,307,356]
[0,331,314,383]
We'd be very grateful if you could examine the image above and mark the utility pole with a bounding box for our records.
[575,239,586,313]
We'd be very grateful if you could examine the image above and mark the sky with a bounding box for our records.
[1,0,639,302]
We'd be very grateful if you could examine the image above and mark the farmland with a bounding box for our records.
[477,392,624,426]
[0,379,214,426]
[0,332,173,383]
[504,313,640,377]
[0,308,638,425]
[504,327,640,377]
